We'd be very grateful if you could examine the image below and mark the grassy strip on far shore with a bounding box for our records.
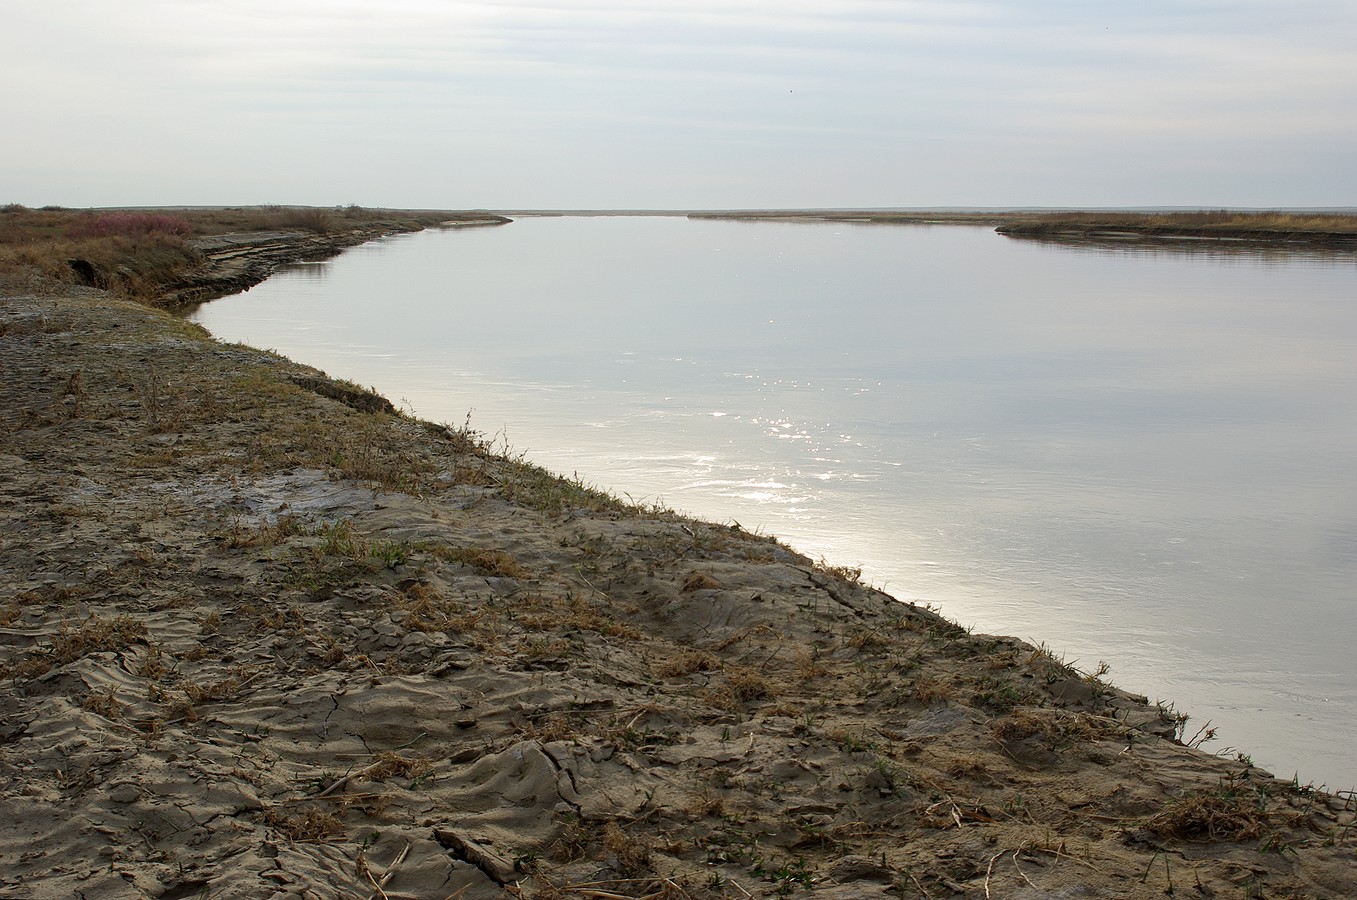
[992,209,1357,246]
[689,208,1357,246]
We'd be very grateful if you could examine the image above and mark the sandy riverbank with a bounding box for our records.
[2,242,1356,897]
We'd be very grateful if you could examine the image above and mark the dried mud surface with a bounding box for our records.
[2,276,1355,899]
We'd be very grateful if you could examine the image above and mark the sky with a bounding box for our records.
[3,1,1355,209]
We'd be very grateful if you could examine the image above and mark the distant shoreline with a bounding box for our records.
[490,208,1357,249]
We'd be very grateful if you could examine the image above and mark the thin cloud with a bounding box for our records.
[2,0,1353,206]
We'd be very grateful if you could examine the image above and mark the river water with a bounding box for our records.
[189,216,1357,789]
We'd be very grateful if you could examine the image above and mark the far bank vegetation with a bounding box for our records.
[0,204,456,299]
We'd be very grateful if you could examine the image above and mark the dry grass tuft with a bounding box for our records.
[602,823,653,878]
[80,688,126,720]
[1145,786,1268,841]
[393,581,470,632]
[182,668,257,704]
[219,514,305,549]
[705,668,774,710]
[943,754,987,778]
[681,572,721,593]
[517,594,642,640]
[847,623,894,651]
[522,713,580,744]
[440,546,530,579]
[364,752,434,783]
[549,814,594,862]
[495,459,631,516]
[817,558,864,584]
[794,649,829,681]
[264,806,345,842]
[7,614,148,679]
[654,648,721,678]
[992,708,1108,749]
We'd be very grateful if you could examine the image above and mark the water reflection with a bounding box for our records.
[188,217,1357,789]
[273,260,332,281]
[999,232,1357,266]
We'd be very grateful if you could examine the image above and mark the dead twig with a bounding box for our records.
[1011,848,1038,890]
[363,842,412,900]
[363,863,389,900]
[984,849,1003,899]
[1024,842,1105,873]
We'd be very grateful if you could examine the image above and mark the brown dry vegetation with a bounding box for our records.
[1006,208,1357,233]
[0,203,493,303]
[992,209,1357,248]
[0,206,200,297]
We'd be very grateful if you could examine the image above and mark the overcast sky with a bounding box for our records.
[4,1,1355,209]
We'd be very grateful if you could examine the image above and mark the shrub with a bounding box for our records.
[270,207,333,233]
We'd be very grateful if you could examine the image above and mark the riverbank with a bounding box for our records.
[993,211,1357,249]
[2,229,1356,897]
[164,215,510,308]
[0,204,509,310]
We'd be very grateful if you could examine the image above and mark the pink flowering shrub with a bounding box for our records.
[67,212,194,240]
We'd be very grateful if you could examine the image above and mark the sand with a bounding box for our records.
[2,267,1355,899]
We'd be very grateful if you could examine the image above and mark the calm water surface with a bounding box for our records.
[190,217,1357,788]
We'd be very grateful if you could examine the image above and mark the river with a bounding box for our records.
[189,215,1357,789]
